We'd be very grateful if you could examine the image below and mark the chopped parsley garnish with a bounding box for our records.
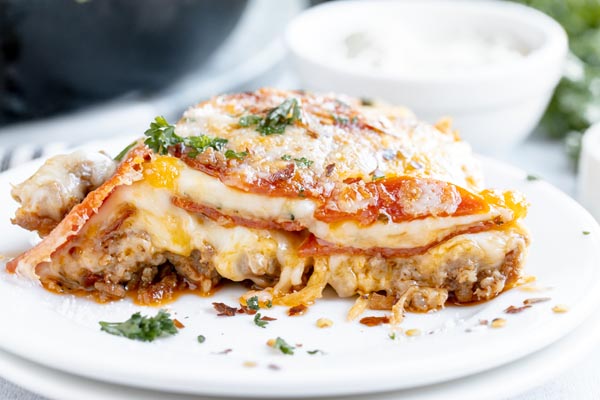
[114,140,137,161]
[281,154,313,167]
[239,114,262,127]
[197,335,206,343]
[99,310,178,342]
[225,149,248,160]
[331,114,358,125]
[183,135,228,158]
[254,313,268,328]
[293,157,313,168]
[143,116,227,157]
[332,114,349,125]
[372,173,385,181]
[290,214,295,221]
[307,349,325,355]
[143,116,179,155]
[389,332,396,340]
[247,296,260,311]
[239,98,301,136]
[266,300,273,308]
[273,337,295,355]
[526,174,540,181]
[583,231,591,235]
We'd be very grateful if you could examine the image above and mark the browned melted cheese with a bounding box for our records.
[7,88,529,314]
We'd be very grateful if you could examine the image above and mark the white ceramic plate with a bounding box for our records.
[3,299,600,400]
[0,141,599,398]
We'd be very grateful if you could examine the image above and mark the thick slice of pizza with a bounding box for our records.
[7,88,529,320]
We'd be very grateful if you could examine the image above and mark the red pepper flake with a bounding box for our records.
[237,305,257,315]
[268,364,281,371]
[288,304,308,316]
[260,315,277,321]
[479,319,489,325]
[213,349,232,355]
[212,302,237,317]
[173,319,185,329]
[523,297,551,305]
[504,305,532,314]
[325,163,336,177]
[359,316,390,327]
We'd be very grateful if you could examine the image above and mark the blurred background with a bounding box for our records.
[0,0,598,195]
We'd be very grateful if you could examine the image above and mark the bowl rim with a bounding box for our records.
[285,0,568,85]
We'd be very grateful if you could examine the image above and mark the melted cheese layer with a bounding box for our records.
[111,182,308,284]
[96,180,526,298]
[176,161,509,249]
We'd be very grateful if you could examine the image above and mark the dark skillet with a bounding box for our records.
[0,0,247,125]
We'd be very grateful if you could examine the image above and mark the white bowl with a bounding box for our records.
[286,0,567,153]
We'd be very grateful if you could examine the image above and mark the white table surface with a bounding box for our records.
[1,70,599,399]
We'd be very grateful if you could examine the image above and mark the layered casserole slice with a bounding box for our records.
[7,88,529,319]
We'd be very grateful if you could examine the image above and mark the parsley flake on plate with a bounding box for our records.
[270,337,295,355]
[99,310,178,342]
[254,313,268,328]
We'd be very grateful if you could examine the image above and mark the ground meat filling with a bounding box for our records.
[37,224,525,309]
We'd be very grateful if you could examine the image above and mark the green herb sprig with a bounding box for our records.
[239,98,301,136]
[144,116,227,157]
[99,310,178,342]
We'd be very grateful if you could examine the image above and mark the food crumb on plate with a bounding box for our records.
[491,318,506,328]
[523,297,551,305]
[552,304,569,313]
[316,318,333,328]
[405,328,421,337]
